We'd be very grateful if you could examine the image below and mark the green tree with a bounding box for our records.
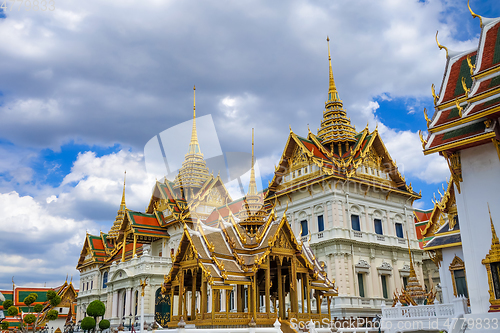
[6,306,25,333]
[23,293,38,314]
[23,314,36,326]
[81,317,96,333]
[49,296,60,308]
[33,304,44,333]
[1,300,13,310]
[7,306,18,317]
[46,291,56,301]
[46,310,58,321]
[1,321,9,331]
[86,301,105,333]
[98,320,110,331]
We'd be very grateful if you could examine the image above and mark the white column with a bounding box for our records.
[331,201,337,228]
[112,291,118,318]
[125,288,132,317]
[346,255,354,295]
[140,293,145,333]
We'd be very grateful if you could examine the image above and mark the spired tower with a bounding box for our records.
[173,86,211,200]
[238,128,267,236]
[317,36,357,156]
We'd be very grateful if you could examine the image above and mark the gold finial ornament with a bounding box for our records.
[461,77,470,99]
[455,99,463,118]
[468,0,483,28]
[435,31,449,58]
[423,108,431,127]
[431,84,440,106]
[467,54,476,76]
[418,130,428,150]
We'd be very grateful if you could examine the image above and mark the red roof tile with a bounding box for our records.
[479,21,500,72]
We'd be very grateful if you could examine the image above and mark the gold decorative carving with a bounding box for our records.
[455,99,463,118]
[442,151,462,193]
[461,77,470,99]
[468,0,483,28]
[431,83,440,106]
[419,131,428,150]
[428,249,443,268]
[467,54,476,76]
[423,108,431,127]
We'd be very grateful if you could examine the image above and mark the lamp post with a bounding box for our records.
[139,279,148,333]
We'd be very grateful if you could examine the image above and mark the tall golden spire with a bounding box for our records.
[318,36,356,148]
[173,86,210,193]
[402,232,426,303]
[238,128,266,235]
[120,170,126,211]
[489,203,499,245]
[188,86,202,155]
[107,171,127,240]
[327,36,339,102]
[247,128,258,196]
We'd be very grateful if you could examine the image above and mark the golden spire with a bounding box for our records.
[318,36,356,146]
[106,171,128,239]
[188,85,202,155]
[120,170,127,211]
[327,36,339,102]
[173,86,210,193]
[489,203,499,245]
[247,128,257,197]
[407,232,416,276]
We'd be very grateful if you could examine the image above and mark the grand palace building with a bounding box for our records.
[76,38,426,329]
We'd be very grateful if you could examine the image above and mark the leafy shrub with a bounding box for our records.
[86,300,105,319]
[46,290,57,301]
[7,306,19,317]
[46,309,59,321]
[49,295,61,307]
[33,304,43,313]
[81,317,96,332]
[24,314,36,324]
[98,320,110,330]
[1,300,13,310]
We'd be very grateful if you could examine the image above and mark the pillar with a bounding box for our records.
[277,259,283,318]
[178,270,184,319]
[305,273,311,314]
[125,288,132,317]
[121,234,127,262]
[266,257,271,314]
[191,269,197,320]
[112,291,119,318]
[132,235,137,257]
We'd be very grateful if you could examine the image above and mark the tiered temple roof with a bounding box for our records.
[421,3,500,192]
[267,39,420,201]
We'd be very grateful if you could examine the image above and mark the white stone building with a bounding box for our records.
[265,38,424,319]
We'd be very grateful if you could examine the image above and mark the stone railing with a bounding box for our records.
[381,297,469,333]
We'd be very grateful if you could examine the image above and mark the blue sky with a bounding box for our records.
[0,0,498,289]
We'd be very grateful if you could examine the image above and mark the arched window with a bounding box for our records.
[102,272,108,288]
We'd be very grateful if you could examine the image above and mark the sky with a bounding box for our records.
[0,0,498,290]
